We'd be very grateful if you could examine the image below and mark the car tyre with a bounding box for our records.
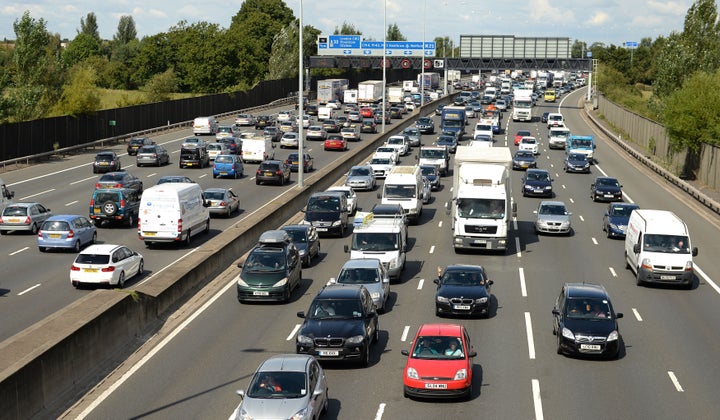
[204,219,210,234]
[90,231,97,245]
[73,240,81,253]
[137,259,144,277]
[38,246,46,252]
[127,213,134,227]
[117,271,125,288]
[556,335,563,355]
[30,223,38,234]
[361,345,370,367]
[184,230,192,247]
[102,201,118,216]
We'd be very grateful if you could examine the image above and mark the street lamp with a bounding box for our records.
[382,0,386,133]
[420,0,426,108]
[297,0,304,187]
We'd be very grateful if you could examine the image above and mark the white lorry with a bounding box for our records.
[343,89,358,104]
[388,87,404,105]
[378,165,423,224]
[358,80,384,104]
[448,146,516,252]
[512,89,534,122]
[138,183,210,247]
[345,212,407,281]
[447,70,461,82]
[403,80,419,93]
[316,78,349,105]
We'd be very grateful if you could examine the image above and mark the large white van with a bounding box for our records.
[0,177,15,209]
[138,183,210,247]
[241,137,275,163]
[624,209,698,288]
[193,116,218,136]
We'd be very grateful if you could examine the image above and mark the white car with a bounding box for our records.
[234,114,256,126]
[374,146,399,163]
[519,136,539,155]
[326,100,341,109]
[280,132,299,148]
[368,157,395,179]
[277,110,293,122]
[70,244,144,288]
[300,114,311,128]
[385,135,410,156]
[207,142,231,161]
[326,186,358,215]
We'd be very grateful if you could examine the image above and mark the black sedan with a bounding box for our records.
[512,150,537,170]
[434,265,494,318]
[420,165,440,191]
[552,282,623,359]
[591,176,623,202]
[602,202,640,238]
[126,137,155,156]
[92,151,121,173]
[281,224,321,267]
[285,152,314,173]
[435,134,457,154]
[360,119,377,134]
[522,168,553,197]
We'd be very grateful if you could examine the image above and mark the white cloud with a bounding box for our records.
[585,11,610,26]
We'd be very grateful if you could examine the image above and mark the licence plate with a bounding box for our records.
[473,239,486,244]
[49,234,61,239]
[265,172,273,176]
[604,194,614,198]
[318,350,339,356]
[144,232,157,236]
[580,344,601,350]
[7,217,22,223]
[424,383,447,389]
[220,172,227,175]
[453,305,471,310]
[316,228,328,232]
[83,268,99,273]
[93,208,101,214]
[660,275,676,280]
[534,189,543,193]
[253,291,269,296]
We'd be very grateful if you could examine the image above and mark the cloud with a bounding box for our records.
[529,0,575,22]
[647,1,689,16]
[585,11,610,26]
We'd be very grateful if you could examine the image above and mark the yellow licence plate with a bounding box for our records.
[49,234,61,238]
[83,268,99,273]
[144,232,157,236]
[93,208,101,214]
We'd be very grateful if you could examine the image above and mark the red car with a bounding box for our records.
[324,135,348,151]
[514,130,532,146]
[360,107,375,118]
[402,323,476,400]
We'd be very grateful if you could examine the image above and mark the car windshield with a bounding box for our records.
[384,184,416,198]
[566,298,613,320]
[246,371,307,399]
[522,138,536,144]
[420,149,445,159]
[371,158,391,165]
[643,234,691,254]
[96,155,114,161]
[539,204,567,215]
[307,196,341,212]
[377,147,394,153]
[515,152,534,158]
[517,131,531,137]
[596,178,619,187]
[337,268,379,284]
[568,154,586,161]
[244,251,286,271]
[93,192,120,203]
[443,120,463,128]
[609,206,636,217]
[412,336,465,360]
[441,270,486,286]
[283,229,307,243]
[308,298,363,320]
[3,206,28,216]
[572,139,592,147]
[404,128,418,135]
[352,232,399,251]
[457,198,504,219]
[527,172,550,181]
[349,167,371,177]
[420,167,437,176]
[138,146,156,153]
[75,253,110,264]
[387,138,403,145]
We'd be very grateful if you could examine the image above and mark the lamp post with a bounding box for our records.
[297,0,304,187]
[381,0,386,133]
[420,0,426,109]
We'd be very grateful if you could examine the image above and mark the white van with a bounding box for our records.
[624,209,698,288]
[379,165,423,224]
[0,177,15,209]
[138,183,210,247]
[318,106,334,121]
[241,137,275,163]
[193,116,218,136]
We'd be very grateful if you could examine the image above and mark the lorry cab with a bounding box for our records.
[378,166,423,224]
[345,212,407,281]
[0,177,15,209]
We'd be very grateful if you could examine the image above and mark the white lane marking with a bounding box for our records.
[668,371,684,392]
[438,221,443,228]
[198,174,207,178]
[532,379,545,420]
[19,189,55,200]
[9,247,29,256]
[694,265,719,295]
[609,267,617,277]
[18,284,41,295]
[171,150,180,154]
[147,173,157,177]
[71,176,97,185]
[595,164,609,177]
[569,198,574,203]
[579,215,585,222]
[515,237,522,258]
[77,267,239,418]
[525,312,536,360]
[623,192,635,204]
[417,279,424,290]
[65,200,78,206]
[562,184,566,189]
[591,237,597,245]
[519,267,527,297]
[401,325,410,341]
[429,245,435,254]
[286,324,301,341]
[632,308,643,321]
[374,403,386,420]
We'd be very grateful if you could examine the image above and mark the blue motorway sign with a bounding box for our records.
[317,35,436,57]
[625,41,638,48]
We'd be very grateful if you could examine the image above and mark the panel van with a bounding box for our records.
[242,137,276,163]
[193,116,218,136]
[138,183,210,247]
[624,209,698,288]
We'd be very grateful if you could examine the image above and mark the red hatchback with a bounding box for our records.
[402,323,476,400]
[324,135,348,151]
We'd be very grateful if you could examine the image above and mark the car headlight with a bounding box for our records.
[388,258,398,269]
[297,334,313,345]
[406,367,419,379]
[297,249,307,257]
[371,292,381,300]
[436,295,449,303]
[607,330,619,342]
[289,407,309,420]
[273,278,288,287]
[561,327,575,340]
[346,335,365,344]
[524,185,533,190]
[331,220,342,226]
[475,297,488,304]
[609,223,619,231]
[236,276,248,287]
[544,186,552,190]
[454,369,468,380]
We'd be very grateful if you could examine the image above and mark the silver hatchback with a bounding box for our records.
[534,200,572,235]
[329,258,390,312]
[0,202,52,234]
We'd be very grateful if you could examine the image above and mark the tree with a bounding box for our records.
[62,32,101,67]
[267,20,320,80]
[53,64,101,116]
[131,33,173,89]
[434,36,456,57]
[386,23,406,41]
[166,21,230,93]
[662,70,720,151]
[113,16,137,45]
[141,68,179,102]
[333,22,362,35]
[571,40,586,58]
[79,12,100,41]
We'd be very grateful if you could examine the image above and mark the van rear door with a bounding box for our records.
[140,194,179,239]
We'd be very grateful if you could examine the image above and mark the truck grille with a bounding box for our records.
[465,225,497,234]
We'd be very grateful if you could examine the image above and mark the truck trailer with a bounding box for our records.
[317,78,349,105]
[358,80,385,104]
[417,72,440,90]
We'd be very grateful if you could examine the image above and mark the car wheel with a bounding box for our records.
[636,273,644,286]
[556,334,563,355]
[137,259,144,277]
[361,345,370,367]
[91,232,97,245]
[117,271,125,288]
[624,252,631,269]
[38,246,46,252]
[102,201,118,216]
[204,219,210,234]
[256,179,260,185]
[302,255,309,268]
[127,213,135,227]
[184,230,192,247]
[30,223,38,234]
[73,240,81,253]
[213,173,217,179]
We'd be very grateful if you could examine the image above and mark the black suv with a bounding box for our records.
[89,188,140,227]
[126,137,155,156]
[256,160,291,185]
[92,151,121,173]
[296,284,379,367]
[236,230,302,303]
[179,146,210,168]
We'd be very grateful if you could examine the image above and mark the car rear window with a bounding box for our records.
[99,173,125,181]
[96,154,114,161]
[203,191,224,200]
[2,206,28,216]
[42,220,70,231]
[138,146,156,153]
[75,254,110,264]
[259,163,279,171]
[94,192,121,203]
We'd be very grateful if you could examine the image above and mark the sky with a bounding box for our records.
[0,0,693,47]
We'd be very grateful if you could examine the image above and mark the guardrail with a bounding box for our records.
[0,94,457,420]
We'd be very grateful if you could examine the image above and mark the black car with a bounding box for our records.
[263,126,282,142]
[434,265,494,318]
[302,191,349,238]
[296,284,379,367]
[434,104,445,116]
[89,188,140,227]
[254,115,274,130]
[256,160,291,186]
[512,150,537,170]
[552,283,623,359]
[435,134,457,154]
[92,151,121,174]
[126,137,155,156]
[522,168,553,197]
[541,112,550,123]
[360,119,377,134]
[306,104,318,116]
[415,117,435,134]
[285,152,314,173]
[602,202,640,238]
[179,146,210,168]
[389,107,403,119]
[564,152,591,173]
[322,119,340,133]
[218,137,241,155]
[591,176,623,202]
[281,224,321,267]
[420,165,440,191]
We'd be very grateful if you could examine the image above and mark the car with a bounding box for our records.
[280,132,299,148]
[296,284,379,366]
[512,150,537,170]
[126,137,154,156]
[522,168,553,197]
[340,126,361,141]
[215,125,238,139]
[326,186,358,215]
[324,135,348,151]
[335,115,349,128]
[136,144,170,167]
[305,104,319,116]
[321,119,340,133]
[514,130,532,146]
[156,175,195,185]
[89,188,140,227]
[280,224,320,267]
[236,230,301,302]
[306,125,327,141]
[389,107,403,119]
[285,152,314,173]
[547,112,564,128]
[212,154,244,179]
[279,120,297,133]
[552,283,624,359]
[421,178,433,204]
[436,134,458,154]
[415,117,435,134]
[326,99,341,109]
[202,187,239,217]
[348,110,362,123]
[70,244,143,288]
[218,137,241,155]
[420,165,440,191]
[534,200,572,235]
[434,104,445,116]
[234,113,256,126]
[368,157,395,179]
[230,354,328,420]
[495,99,508,111]
[359,107,374,118]
[92,151,121,173]
[329,258,390,312]
[95,171,143,195]
[299,114,311,128]
[401,323,476,400]
[434,264,494,318]
[207,142,232,161]
[301,191,349,238]
[518,136,539,155]
[564,152,591,173]
[360,119,377,133]
[402,127,421,147]
[345,165,377,191]
[263,126,282,142]
[179,145,210,168]
[385,135,410,156]
[541,112,549,123]
[374,146,399,163]
[254,115,274,129]
[0,202,52,235]
[602,202,640,238]
[256,160,291,185]
[37,214,96,252]
[180,137,207,149]
[374,112,391,125]
[277,110,293,122]
[591,176,624,202]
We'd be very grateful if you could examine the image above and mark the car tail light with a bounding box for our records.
[90,199,95,206]
[177,219,183,233]
[120,199,126,207]
[256,170,261,176]
[37,230,42,238]
[70,265,80,271]
[101,266,115,272]
[24,216,31,225]
[276,170,282,175]
[220,201,227,206]
[95,183,102,188]
[67,229,75,238]
[114,183,123,188]
[151,153,157,158]
[137,217,141,231]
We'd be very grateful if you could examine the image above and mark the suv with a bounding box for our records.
[296,284,379,367]
[179,146,210,168]
[302,191,349,237]
[126,137,154,156]
[89,188,140,227]
[256,160,291,185]
[92,151,121,173]
[236,230,302,303]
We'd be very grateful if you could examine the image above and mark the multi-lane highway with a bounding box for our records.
[8,88,720,419]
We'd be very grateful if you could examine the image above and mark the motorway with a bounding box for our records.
[8,87,720,419]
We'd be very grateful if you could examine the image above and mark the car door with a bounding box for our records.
[287,246,300,288]
[119,246,141,277]
[553,287,566,333]
[77,217,94,245]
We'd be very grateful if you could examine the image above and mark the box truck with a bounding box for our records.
[317,78,349,105]
[358,80,384,103]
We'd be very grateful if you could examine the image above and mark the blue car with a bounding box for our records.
[602,203,640,238]
[212,154,244,179]
[436,134,458,154]
[37,215,97,252]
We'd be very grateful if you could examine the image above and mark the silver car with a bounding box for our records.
[329,258,390,312]
[0,202,52,234]
[202,188,239,217]
[345,165,376,191]
[534,200,572,235]
[231,354,328,420]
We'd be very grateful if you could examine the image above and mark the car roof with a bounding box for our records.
[341,258,383,270]
[45,214,84,222]
[4,202,40,208]
[316,283,366,299]
[564,282,609,299]
[540,200,566,207]
[80,244,123,254]
[258,354,313,373]
[416,323,465,337]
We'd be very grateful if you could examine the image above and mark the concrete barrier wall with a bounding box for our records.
[0,96,456,420]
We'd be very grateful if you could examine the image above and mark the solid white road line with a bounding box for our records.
[591,237,597,245]
[71,176,97,185]
[18,284,41,295]
[668,371,684,392]
[65,200,78,206]
[632,308,643,322]
[9,247,29,256]
[401,325,410,342]
[694,265,719,296]
[525,312,536,360]
[519,267,527,297]
[532,379,545,420]
[286,324,301,341]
